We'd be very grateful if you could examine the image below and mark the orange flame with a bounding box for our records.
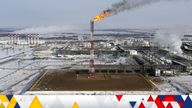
[92,9,111,22]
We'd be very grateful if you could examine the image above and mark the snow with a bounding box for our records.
[155,81,181,95]
[0,70,38,91]
[0,45,86,94]
[1,45,191,95]
[3,72,41,94]
[151,75,192,95]
[0,36,191,95]
[168,75,192,93]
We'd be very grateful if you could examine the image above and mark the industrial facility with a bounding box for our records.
[0,28,192,95]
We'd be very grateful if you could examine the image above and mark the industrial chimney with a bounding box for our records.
[88,21,96,78]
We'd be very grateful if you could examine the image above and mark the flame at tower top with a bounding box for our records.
[92,9,112,22]
[92,0,161,22]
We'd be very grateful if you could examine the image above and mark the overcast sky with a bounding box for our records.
[0,0,192,29]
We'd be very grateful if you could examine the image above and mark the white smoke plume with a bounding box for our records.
[14,25,79,34]
[107,0,192,54]
[153,26,192,54]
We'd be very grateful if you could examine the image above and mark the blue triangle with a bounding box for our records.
[14,102,20,108]
[182,96,192,108]
[174,95,184,102]
[158,95,165,101]
[6,95,13,101]
[130,101,136,108]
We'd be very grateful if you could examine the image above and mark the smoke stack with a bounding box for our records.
[16,34,20,44]
[30,34,33,45]
[32,34,35,44]
[90,21,94,33]
[89,20,96,78]
[27,34,30,44]
[37,34,40,44]
[8,34,12,44]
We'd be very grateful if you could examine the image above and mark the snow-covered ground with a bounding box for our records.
[0,58,81,94]
[0,45,82,94]
[155,80,181,95]
[0,48,40,94]
[0,45,27,59]
[168,75,192,93]
[150,75,192,95]
[0,43,191,95]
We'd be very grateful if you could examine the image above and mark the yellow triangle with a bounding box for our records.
[7,97,17,108]
[0,96,9,102]
[29,96,43,108]
[72,102,79,108]
[0,103,5,108]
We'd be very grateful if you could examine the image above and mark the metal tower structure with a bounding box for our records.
[88,21,96,78]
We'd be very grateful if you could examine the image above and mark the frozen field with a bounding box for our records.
[0,48,86,94]
[168,75,192,93]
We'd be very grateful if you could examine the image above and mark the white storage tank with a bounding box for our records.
[129,50,138,55]
[155,69,161,77]
[163,70,174,76]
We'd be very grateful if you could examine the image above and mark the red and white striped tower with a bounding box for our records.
[31,33,34,44]
[37,33,39,44]
[16,33,19,44]
[8,34,11,44]
[29,34,32,44]
[11,34,14,44]
[35,33,39,44]
[13,34,16,44]
[14,33,17,44]
[27,34,31,45]
[88,21,96,78]
[30,33,33,44]
[34,34,37,44]
[10,34,14,44]
[33,33,36,44]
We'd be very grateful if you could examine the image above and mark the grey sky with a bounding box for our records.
[0,0,192,29]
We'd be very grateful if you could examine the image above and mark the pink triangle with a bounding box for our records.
[116,94,123,102]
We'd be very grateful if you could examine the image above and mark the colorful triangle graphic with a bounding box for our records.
[0,96,9,102]
[0,103,5,108]
[116,95,123,102]
[139,102,145,108]
[72,102,79,108]
[148,96,154,102]
[29,96,43,108]
[182,96,192,108]
[129,101,136,108]
[166,102,173,108]
[7,96,17,108]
